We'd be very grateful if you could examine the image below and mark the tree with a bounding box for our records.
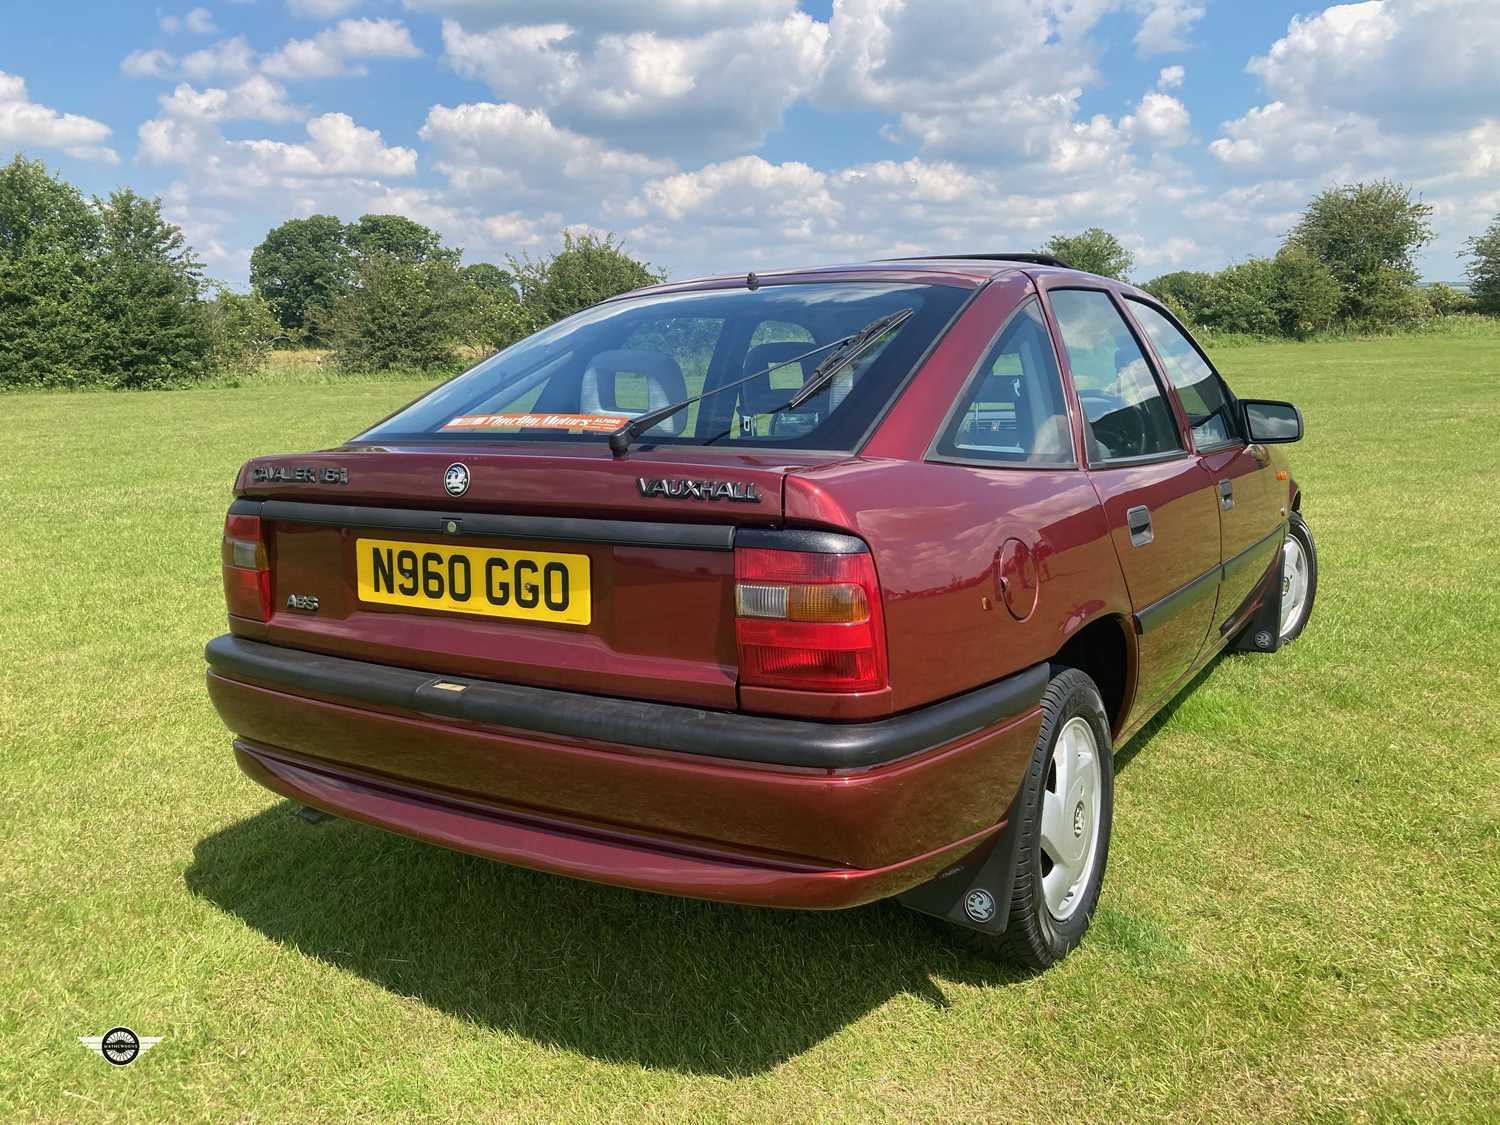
[1285,180,1434,323]
[0,153,100,258]
[1143,270,1213,324]
[204,286,282,376]
[332,253,480,371]
[0,156,101,388]
[1198,259,1281,336]
[1040,228,1134,280]
[1268,248,1341,339]
[1424,282,1475,317]
[510,230,664,326]
[90,188,212,387]
[460,261,514,292]
[346,214,459,268]
[250,214,352,337]
[1462,213,1500,313]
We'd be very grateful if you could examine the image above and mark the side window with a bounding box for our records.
[1048,289,1183,463]
[1127,300,1240,449]
[934,300,1072,465]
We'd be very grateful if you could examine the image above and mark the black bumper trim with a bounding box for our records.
[205,635,1047,771]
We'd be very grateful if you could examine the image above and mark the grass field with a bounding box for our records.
[2,334,1498,1122]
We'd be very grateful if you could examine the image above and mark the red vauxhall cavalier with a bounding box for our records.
[206,254,1315,966]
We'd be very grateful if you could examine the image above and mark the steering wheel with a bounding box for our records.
[1080,393,1147,459]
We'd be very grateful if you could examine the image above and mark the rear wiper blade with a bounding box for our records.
[607,308,914,456]
[782,308,913,413]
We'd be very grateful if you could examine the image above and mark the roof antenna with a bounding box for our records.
[746,271,760,290]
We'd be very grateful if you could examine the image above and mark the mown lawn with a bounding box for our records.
[2,334,1497,1122]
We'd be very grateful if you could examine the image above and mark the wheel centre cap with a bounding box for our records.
[1072,800,1086,838]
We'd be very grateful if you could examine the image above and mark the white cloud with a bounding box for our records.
[1157,65,1185,90]
[124,21,422,85]
[121,48,177,79]
[1123,91,1191,147]
[140,108,416,180]
[1211,1,1500,176]
[403,0,798,34]
[1247,0,1500,121]
[263,18,423,78]
[182,37,258,81]
[288,0,361,18]
[420,101,670,200]
[0,70,118,163]
[1132,0,1205,55]
[440,13,826,158]
[158,77,302,123]
[645,156,838,224]
[240,113,417,176]
[161,7,219,34]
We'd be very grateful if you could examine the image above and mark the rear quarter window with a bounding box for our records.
[933,300,1073,466]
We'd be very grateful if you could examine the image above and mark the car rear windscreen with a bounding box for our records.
[354,281,970,453]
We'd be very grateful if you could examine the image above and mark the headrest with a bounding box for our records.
[580,349,689,435]
[739,342,817,416]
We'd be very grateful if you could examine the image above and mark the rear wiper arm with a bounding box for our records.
[782,308,913,413]
[607,308,914,456]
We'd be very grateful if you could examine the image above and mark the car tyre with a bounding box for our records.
[936,667,1114,969]
[1278,511,1317,645]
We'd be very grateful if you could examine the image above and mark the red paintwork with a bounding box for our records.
[208,258,1298,908]
[210,670,1040,871]
[233,742,1004,909]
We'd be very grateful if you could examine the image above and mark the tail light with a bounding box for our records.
[735,544,888,693]
[222,512,272,621]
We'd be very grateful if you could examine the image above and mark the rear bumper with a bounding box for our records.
[205,635,1045,908]
[234,740,1005,909]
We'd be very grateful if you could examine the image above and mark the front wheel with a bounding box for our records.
[934,667,1115,968]
[1278,511,1318,645]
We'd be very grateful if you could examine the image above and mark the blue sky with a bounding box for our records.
[3,1,1495,288]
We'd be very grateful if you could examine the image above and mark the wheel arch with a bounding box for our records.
[1050,613,1135,737]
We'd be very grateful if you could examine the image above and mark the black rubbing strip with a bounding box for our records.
[205,634,1048,771]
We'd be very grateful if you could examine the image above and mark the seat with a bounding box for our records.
[738,342,818,416]
[579,350,689,436]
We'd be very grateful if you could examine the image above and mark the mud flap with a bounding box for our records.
[1230,540,1285,654]
[896,795,1024,936]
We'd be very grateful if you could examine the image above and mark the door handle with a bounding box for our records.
[1218,478,1234,510]
[1126,504,1153,547]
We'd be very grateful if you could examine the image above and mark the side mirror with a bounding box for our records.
[1242,399,1303,444]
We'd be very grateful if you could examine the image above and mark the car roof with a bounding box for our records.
[616,254,1153,302]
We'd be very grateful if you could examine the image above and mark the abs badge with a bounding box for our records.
[79,1027,163,1067]
[444,463,470,497]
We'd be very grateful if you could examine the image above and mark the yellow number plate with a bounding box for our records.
[355,538,591,625]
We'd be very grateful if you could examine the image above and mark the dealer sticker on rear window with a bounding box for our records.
[441,413,630,433]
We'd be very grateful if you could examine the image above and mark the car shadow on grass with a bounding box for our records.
[185,804,1033,1076]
